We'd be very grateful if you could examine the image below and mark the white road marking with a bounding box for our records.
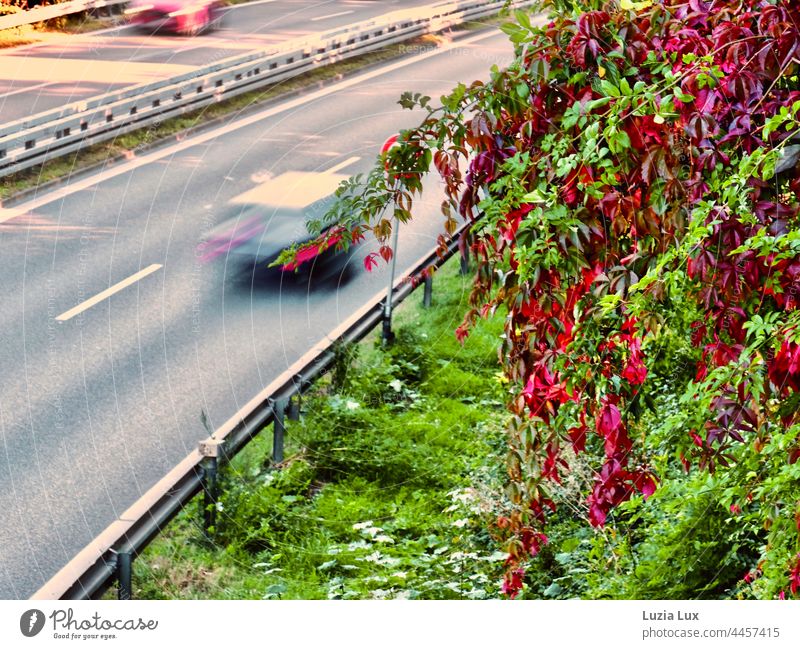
[311,10,353,22]
[0,29,500,221]
[55,263,162,322]
[233,0,281,7]
[324,155,360,174]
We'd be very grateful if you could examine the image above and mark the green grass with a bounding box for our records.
[129,258,511,600]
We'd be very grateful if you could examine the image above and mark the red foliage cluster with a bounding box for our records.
[280,227,347,271]
[449,1,800,597]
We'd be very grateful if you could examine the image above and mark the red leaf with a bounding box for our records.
[568,425,587,453]
[636,472,657,500]
[588,502,607,527]
[501,568,525,598]
[363,253,379,272]
[379,245,393,263]
[596,402,622,437]
[790,555,800,595]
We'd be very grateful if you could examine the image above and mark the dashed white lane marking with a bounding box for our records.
[55,263,163,322]
[311,10,354,22]
[324,155,360,174]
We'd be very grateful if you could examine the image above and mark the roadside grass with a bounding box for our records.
[1,12,511,202]
[129,257,511,600]
[0,10,121,48]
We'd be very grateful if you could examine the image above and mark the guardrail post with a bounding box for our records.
[273,399,289,464]
[117,551,133,600]
[423,273,433,308]
[381,309,395,346]
[381,216,400,346]
[198,439,223,535]
[288,395,301,421]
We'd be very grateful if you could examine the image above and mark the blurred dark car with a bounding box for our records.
[197,170,349,271]
[125,0,225,35]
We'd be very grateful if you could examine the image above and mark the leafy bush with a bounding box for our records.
[295,0,800,598]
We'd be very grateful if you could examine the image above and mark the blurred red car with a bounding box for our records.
[125,0,225,35]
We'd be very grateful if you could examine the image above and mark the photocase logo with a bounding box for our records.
[20,609,45,637]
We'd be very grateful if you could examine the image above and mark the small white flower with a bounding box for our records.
[389,379,403,392]
[261,567,282,575]
[392,571,407,580]
[451,518,470,528]
[363,526,382,537]
[352,520,374,530]
[375,534,394,544]
[215,502,224,512]
[345,399,360,411]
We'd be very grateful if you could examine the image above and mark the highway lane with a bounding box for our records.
[0,0,453,120]
[0,27,512,598]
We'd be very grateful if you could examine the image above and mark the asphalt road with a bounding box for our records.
[0,0,446,119]
[0,27,513,599]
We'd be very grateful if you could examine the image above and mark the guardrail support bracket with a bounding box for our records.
[273,399,289,464]
[288,395,301,421]
[199,439,223,535]
[381,315,395,346]
[117,552,133,600]
[423,274,433,308]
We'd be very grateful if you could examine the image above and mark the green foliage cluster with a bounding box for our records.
[131,258,782,600]
[291,0,800,598]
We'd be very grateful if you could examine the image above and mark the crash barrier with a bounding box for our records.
[0,0,536,177]
[0,0,128,31]
[31,226,472,600]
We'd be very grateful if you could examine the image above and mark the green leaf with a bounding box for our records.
[600,80,621,97]
[543,582,565,597]
[515,9,532,30]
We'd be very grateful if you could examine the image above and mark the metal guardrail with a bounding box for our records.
[0,0,536,177]
[31,228,470,600]
[0,0,127,31]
